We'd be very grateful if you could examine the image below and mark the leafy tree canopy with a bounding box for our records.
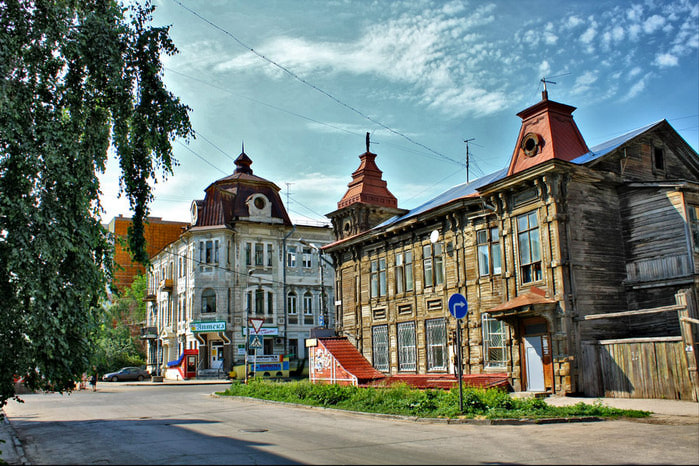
[0,0,192,407]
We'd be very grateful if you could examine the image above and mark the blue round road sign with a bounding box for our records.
[448,293,468,319]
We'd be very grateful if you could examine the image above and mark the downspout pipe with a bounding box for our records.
[282,225,296,355]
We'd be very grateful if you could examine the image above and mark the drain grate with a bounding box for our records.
[239,428,268,433]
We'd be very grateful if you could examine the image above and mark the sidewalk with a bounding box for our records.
[1,414,28,465]
[546,395,699,420]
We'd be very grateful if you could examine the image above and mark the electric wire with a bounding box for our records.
[169,0,466,168]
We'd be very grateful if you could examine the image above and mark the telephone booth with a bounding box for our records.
[182,348,199,379]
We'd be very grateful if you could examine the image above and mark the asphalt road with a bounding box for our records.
[3,383,698,465]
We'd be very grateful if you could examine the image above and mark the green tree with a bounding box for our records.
[91,275,148,375]
[0,0,192,408]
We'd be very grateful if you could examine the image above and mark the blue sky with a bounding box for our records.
[99,0,699,225]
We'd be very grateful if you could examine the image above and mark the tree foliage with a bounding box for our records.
[91,275,148,375]
[0,0,192,407]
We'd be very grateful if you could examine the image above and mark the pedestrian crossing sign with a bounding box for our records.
[249,335,263,349]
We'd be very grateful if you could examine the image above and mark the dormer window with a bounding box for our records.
[247,194,271,218]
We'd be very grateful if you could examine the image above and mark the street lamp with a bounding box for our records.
[299,239,331,329]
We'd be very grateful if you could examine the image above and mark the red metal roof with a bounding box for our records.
[319,337,385,382]
[486,286,557,314]
[507,94,590,177]
[337,151,398,210]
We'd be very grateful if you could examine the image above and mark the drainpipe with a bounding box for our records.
[282,225,296,355]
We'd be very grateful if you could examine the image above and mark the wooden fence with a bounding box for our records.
[580,290,698,401]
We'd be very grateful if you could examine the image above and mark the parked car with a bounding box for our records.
[102,367,150,382]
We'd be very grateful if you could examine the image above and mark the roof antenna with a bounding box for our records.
[464,138,475,184]
[540,77,556,100]
[366,132,370,153]
[241,140,245,154]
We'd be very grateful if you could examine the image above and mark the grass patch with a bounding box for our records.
[217,379,650,420]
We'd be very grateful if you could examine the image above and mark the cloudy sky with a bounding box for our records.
[99,0,699,225]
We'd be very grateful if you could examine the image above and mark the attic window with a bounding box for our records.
[653,146,665,171]
[254,197,266,210]
[521,133,542,157]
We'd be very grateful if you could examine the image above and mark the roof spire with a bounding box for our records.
[234,144,253,175]
[366,132,370,153]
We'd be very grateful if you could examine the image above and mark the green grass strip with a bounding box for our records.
[217,379,650,420]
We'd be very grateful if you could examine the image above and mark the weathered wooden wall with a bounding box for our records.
[580,337,694,400]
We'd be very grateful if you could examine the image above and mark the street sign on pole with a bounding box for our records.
[249,317,264,334]
[249,334,263,349]
[448,293,468,319]
[448,293,468,413]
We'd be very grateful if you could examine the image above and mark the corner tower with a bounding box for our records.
[327,133,407,241]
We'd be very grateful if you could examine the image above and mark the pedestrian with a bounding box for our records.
[89,366,98,392]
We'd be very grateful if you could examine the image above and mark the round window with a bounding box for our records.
[521,133,542,157]
[254,197,266,210]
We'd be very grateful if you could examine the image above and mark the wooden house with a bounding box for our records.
[324,92,699,399]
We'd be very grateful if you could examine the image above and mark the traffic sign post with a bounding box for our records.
[448,293,468,413]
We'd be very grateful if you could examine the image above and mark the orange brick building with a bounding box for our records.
[106,215,189,293]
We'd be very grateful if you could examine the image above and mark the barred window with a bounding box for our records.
[482,314,507,368]
[426,318,447,371]
[372,325,389,372]
[397,321,416,371]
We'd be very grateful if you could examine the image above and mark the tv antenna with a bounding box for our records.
[540,77,556,100]
[464,138,475,184]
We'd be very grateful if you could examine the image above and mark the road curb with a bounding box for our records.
[211,394,606,425]
[2,412,29,465]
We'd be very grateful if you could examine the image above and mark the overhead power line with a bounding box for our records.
[170,0,466,168]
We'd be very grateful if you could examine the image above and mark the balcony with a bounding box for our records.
[140,327,158,340]
[159,279,173,292]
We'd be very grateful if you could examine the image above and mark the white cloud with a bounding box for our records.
[627,4,644,22]
[571,70,598,95]
[622,74,650,100]
[538,60,552,77]
[643,15,666,34]
[653,52,679,67]
[629,66,642,78]
[580,25,597,44]
[565,15,584,28]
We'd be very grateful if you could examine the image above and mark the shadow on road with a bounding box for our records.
[12,417,299,465]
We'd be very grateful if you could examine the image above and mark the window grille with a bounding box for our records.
[482,314,507,368]
[372,325,389,372]
[397,321,416,371]
[426,318,447,371]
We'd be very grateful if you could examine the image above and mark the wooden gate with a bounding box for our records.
[580,290,698,401]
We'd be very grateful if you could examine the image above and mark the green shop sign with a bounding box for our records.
[190,321,226,333]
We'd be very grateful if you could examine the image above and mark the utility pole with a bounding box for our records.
[464,138,475,184]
